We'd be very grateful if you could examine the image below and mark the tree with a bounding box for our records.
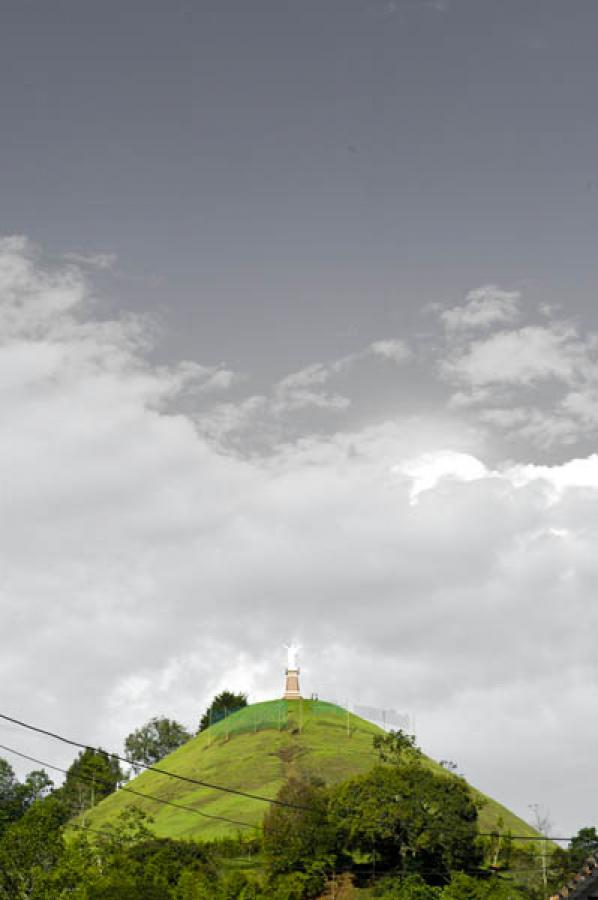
[0,759,17,803]
[198,691,248,732]
[61,748,125,816]
[262,776,337,880]
[568,826,598,869]
[17,770,53,806]
[331,763,481,879]
[0,794,68,898]
[373,730,422,766]
[0,759,53,838]
[0,759,18,836]
[541,827,598,895]
[124,717,191,770]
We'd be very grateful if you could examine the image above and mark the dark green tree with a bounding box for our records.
[0,758,18,836]
[44,807,155,897]
[198,691,248,732]
[262,776,337,881]
[0,759,53,838]
[373,729,422,765]
[0,794,68,899]
[124,717,191,769]
[0,759,17,802]
[569,826,598,869]
[61,748,125,815]
[546,826,598,894]
[331,763,481,880]
[14,770,54,813]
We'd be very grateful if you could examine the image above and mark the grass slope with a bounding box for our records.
[83,700,538,843]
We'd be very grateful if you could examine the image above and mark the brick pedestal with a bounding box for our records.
[283,668,301,700]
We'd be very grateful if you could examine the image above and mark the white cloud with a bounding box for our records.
[369,338,411,363]
[436,289,598,447]
[506,454,598,495]
[63,251,117,271]
[443,323,584,388]
[394,450,489,502]
[1,243,597,835]
[440,285,521,333]
[273,362,351,413]
[202,337,412,434]
[478,407,530,427]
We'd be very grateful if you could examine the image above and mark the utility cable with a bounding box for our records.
[478,832,571,843]
[0,711,574,838]
[0,741,257,830]
[0,711,309,811]
[0,739,575,894]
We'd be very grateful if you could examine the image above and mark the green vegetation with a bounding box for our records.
[331,763,481,877]
[567,826,598,869]
[82,700,540,843]
[125,717,192,769]
[0,699,585,898]
[0,758,53,838]
[198,690,248,733]
[62,749,125,816]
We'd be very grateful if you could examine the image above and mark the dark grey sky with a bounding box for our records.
[3,0,598,372]
[2,1,598,837]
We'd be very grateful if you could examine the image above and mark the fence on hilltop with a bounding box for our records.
[203,698,413,744]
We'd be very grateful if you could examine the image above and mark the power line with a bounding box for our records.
[0,711,574,841]
[479,832,572,843]
[0,741,258,830]
[0,739,580,898]
[0,711,309,811]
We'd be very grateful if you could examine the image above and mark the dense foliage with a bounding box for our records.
[331,762,482,879]
[124,717,192,769]
[0,726,593,899]
[61,749,125,814]
[263,775,336,893]
[0,759,53,838]
[568,826,598,869]
[198,690,248,732]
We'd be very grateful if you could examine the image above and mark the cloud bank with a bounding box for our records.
[0,238,596,834]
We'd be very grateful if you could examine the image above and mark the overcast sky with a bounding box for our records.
[1,0,598,837]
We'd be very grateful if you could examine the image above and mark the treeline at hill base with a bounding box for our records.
[1,726,596,899]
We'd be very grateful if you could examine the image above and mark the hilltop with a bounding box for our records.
[83,699,539,842]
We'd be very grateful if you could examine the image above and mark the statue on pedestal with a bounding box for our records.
[282,642,302,700]
[283,642,301,671]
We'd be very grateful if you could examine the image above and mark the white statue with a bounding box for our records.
[283,642,301,670]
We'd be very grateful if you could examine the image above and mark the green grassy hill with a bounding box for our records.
[83,699,538,843]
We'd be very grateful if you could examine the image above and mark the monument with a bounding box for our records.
[283,642,302,700]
